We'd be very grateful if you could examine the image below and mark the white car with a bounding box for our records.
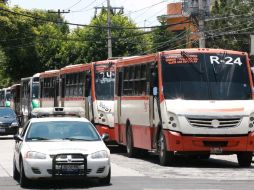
[13,117,111,187]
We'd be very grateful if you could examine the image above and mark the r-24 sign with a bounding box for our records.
[210,56,243,66]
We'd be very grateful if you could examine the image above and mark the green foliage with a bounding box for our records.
[81,11,150,61]
[206,0,254,53]
[150,22,178,53]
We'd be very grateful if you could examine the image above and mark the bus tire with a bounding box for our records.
[126,125,137,158]
[159,131,174,166]
[237,152,252,167]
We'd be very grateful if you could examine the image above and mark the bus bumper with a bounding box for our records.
[96,125,115,142]
[164,130,254,152]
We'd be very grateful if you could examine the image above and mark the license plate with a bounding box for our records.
[0,128,5,132]
[210,147,223,154]
[62,165,79,170]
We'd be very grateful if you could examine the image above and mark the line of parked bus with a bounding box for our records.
[2,48,254,167]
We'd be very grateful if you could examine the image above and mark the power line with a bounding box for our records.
[67,0,83,10]
[0,7,190,30]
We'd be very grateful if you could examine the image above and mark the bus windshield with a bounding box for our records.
[5,91,11,101]
[32,83,39,99]
[161,52,252,100]
[95,68,115,100]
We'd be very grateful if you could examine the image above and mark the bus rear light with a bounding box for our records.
[249,123,253,128]
[172,123,177,128]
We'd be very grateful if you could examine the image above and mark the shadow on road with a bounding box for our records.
[108,145,254,169]
[13,178,112,189]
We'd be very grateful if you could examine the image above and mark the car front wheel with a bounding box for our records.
[19,160,30,188]
[99,168,111,185]
[13,157,19,180]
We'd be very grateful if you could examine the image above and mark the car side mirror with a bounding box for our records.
[101,133,109,141]
[13,134,23,142]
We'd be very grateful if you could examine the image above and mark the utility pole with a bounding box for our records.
[198,0,205,48]
[48,9,70,26]
[106,0,112,58]
[94,2,124,59]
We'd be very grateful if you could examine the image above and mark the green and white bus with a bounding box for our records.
[20,73,40,123]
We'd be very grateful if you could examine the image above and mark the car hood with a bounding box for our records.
[0,117,16,124]
[25,141,108,155]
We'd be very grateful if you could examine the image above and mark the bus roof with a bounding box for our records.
[162,48,248,55]
[40,70,59,78]
[60,63,91,75]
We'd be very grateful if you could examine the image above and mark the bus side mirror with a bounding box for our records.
[153,87,158,96]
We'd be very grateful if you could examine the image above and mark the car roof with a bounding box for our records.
[29,117,90,123]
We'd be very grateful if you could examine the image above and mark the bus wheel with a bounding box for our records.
[126,125,137,158]
[237,152,252,167]
[158,131,174,166]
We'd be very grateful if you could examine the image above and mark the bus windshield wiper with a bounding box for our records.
[181,51,203,74]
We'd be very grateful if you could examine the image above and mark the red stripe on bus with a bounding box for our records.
[120,96,149,100]
[188,108,244,112]
[63,97,85,101]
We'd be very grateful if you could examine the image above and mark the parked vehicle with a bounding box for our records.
[20,73,40,123]
[0,107,20,135]
[13,107,111,188]
[10,84,21,116]
[114,48,254,167]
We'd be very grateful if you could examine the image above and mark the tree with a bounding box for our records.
[0,47,11,87]
[205,0,254,53]
[74,10,151,62]
[150,21,180,53]
[0,4,70,81]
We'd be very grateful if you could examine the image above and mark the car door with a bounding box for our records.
[14,121,30,171]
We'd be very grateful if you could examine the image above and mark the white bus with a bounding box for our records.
[20,73,40,123]
[114,48,254,167]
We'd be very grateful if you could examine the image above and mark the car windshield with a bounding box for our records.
[161,52,252,100]
[0,108,16,118]
[6,92,11,101]
[26,121,101,141]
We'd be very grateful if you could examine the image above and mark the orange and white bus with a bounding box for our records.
[91,60,116,141]
[59,61,117,141]
[59,64,91,118]
[39,70,60,108]
[114,48,254,167]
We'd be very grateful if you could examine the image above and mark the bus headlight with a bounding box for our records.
[166,112,179,129]
[249,113,254,129]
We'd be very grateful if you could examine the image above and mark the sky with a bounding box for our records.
[8,0,179,29]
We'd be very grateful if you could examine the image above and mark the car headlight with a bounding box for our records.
[91,150,109,159]
[11,122,19,127]
[25,151,46,159]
